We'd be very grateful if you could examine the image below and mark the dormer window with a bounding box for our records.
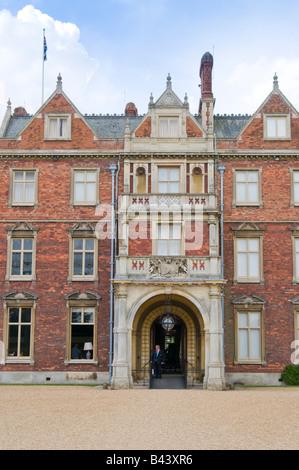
[45,114,71,140]
[264,114,290,140]
[159,117,179,137]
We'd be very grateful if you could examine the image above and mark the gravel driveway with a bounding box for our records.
[0,385,298,450]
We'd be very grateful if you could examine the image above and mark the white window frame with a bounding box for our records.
[292,235,299,284]
[9,169,38,206]
[152,221,184,256]
[233,169,262,207]
[69,306,96,362]
[158,166,180,194]
[290,169,299,207]
[6,224,38,282]
[263,114,290,140]
[159,117,179,137]
[71,168,100,206]
[235,310,264,364]
[69,235,98,282]
[44,113,71,140]
[3,293,37,364]
[234,235,264,284]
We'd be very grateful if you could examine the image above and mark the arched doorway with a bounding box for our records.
[131,293,205,384]
[151,315,186,374]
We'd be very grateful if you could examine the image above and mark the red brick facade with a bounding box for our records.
[0,59,298,387]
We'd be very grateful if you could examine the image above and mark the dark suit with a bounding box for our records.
[151,348,165,378]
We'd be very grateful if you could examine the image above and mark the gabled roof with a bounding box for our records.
[233,74,299,139]
[15,74,101,141]
[153,73,188,108]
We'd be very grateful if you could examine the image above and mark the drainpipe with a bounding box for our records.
[109,163,118,384]
[214,134,218,194]
[217,163,226,367]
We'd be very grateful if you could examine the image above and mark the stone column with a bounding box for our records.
[206,283,225,390]
[111,284,130,389]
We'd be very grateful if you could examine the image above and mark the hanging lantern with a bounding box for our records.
[160,295,177,332]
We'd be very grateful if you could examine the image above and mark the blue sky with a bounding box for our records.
[1,0,299,119]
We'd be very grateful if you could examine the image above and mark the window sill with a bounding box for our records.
[6,277,36,282]
[233,203,262,208]
[71,203,98,207]
[65,360,98,365]
[9,203,37,207]
[234,360,266,366]
[68,277,98,282]
[233,279,264,285]
[44,138,71,141]
[5,359,34,364]
[263,137,291,141]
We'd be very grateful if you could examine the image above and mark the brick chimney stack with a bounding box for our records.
[200,52,213,99]
[199,52,215,136]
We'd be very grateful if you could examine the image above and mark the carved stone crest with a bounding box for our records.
[149,258,188,277]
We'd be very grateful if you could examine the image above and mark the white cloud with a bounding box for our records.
[213,55,299,115]
[0,5,105,119]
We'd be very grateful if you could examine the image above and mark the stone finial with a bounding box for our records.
[149,93,154,106]
[125,118,131,137]
[0,98,12,137]
[166,73,172,89]
[273,72,279,90]
[184,93,189,106]
[56,73,63,93]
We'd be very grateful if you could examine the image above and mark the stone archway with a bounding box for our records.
[131,292,205,383]
[111,283,225,390]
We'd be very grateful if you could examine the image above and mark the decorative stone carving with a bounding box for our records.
[232,294,267,305]
[149,258,188,277]
[158,195,180,206]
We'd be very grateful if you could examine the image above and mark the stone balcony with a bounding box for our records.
[115,255,222,281]
[119,193,217,212]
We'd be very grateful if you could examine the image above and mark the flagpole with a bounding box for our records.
[42,29,47,105]
[42,30,44,104]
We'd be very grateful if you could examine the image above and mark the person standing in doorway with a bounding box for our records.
[151,345,165,379]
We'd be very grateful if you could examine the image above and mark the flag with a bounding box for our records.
[43,30,47,62]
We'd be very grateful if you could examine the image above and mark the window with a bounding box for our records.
[7,307,33,359]
[264,114,290,139]
[72,169,99,205]
[45,114,71,139]
[293,237,299,283]
[235,238,261,282]
[157,223,181,256]
[65,290,100,363]
[6,222,38,281]
[72,238,95,279]
[159,117,179,137]
[70,307,95,360]
[10,169,38,206]
[234,170,261,206]
[68,223,98,282]
[158,167,180,193]
[291,170,299,206]
[237,311,262,362]
[11,238,33,278]
[3,290,37,363]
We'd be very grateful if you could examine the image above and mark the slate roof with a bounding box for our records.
[1,113,251,140]
[4,115,32,138]
[213,114,251,138]
[84,115,144,139]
